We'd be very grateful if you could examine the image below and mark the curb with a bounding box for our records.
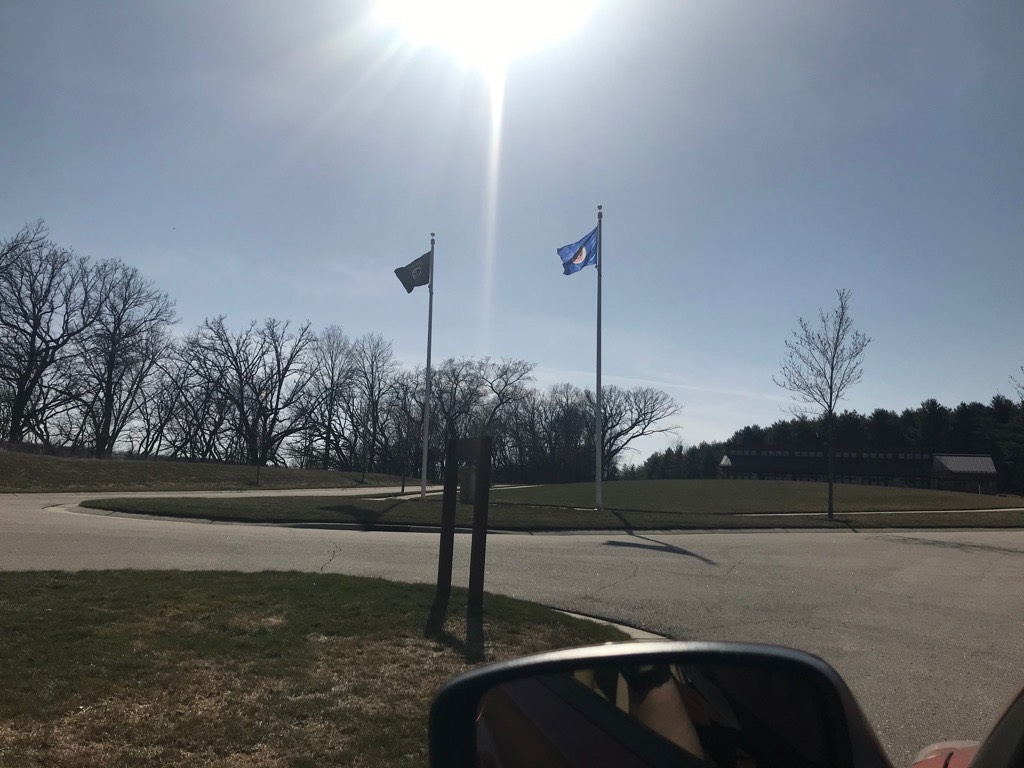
[556,610,666,641]
[54,505,1024,536]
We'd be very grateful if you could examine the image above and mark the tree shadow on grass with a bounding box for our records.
[424,597,485,663]
[317,499,408,528]
[604,534,717,565]
[606,508,635,531]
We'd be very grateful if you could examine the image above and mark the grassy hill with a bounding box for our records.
[0,449,400,493]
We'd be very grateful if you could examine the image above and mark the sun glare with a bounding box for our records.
[374,0,595,350]
[375,0,597,83]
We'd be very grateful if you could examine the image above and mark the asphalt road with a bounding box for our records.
[3,489,1023,766]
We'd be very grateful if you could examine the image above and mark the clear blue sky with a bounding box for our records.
[2,1,1022,458]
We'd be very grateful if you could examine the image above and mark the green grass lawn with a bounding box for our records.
[491,479,1020,513]
[81,480,1024,531]
[0,571,626,767]
[0,449,400,492]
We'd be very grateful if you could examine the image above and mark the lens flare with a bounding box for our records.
[375,0,597,80]
[375,0,596,349]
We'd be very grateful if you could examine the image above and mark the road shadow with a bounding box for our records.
[872,534,1024,557]
[604,534,717,565]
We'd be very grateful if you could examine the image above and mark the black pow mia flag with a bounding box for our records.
[394,252,431,293]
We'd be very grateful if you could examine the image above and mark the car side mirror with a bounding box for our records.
[967,685,1024,768]
[429,641,892,768]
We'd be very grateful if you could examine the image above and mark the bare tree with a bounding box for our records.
[125,352,187,457]
[1005,369,1024,493]
[380,369,425,484]
[0,383,10,440]
[431,358,485,443]
[350,333,397,479]
[476,357,535,434]
[0,220,47,280]
[139,336,235,462]
[0,225,100,443]
[71,259,176,457]
[495,382,674,484]
[774,289,871,519]
[302,325,357,470]
[24,360,90,448]
[191,317,315,466]
[596,385,680,476]
[502,383,591,483]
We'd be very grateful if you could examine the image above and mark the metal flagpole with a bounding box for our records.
[595,206,603,511]
[420,233,435,500]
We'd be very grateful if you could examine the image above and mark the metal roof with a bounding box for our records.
[932,454,997,475]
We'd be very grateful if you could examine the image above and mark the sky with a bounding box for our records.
[2,1,1023,461]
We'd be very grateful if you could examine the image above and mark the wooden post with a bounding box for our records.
[434,439,461,610]
[467,436,492,614]
[428,436,493,653]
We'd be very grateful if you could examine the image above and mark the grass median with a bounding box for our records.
[80,485,1024,531]
[0,571,627,767]
[489,479,1020,513]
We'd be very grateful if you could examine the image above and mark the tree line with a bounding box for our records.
[0,222,679,482]
[630,282,1023,497]
[8,224,1019,491]
[630,395,1024,493]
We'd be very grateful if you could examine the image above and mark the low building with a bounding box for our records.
[718,447,998,493]
[930,454,999,494]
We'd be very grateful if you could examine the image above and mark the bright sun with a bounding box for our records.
[373,1,596,344]
[374,0,597,83]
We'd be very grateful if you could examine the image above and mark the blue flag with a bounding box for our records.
[557,226,598,275]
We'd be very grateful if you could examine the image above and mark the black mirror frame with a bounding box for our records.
[429,640,893,768]
[970,686,1024,768]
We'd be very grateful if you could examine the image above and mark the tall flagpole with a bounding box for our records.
[420,233,435,500]
[595,205,603,511]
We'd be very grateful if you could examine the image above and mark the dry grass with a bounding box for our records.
[0,449,399,493]
[0,571,626,767]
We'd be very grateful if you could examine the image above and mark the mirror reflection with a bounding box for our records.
[475,661,840,768]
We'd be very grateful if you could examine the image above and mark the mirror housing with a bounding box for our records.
[913,685,1024,768]
[429,641,892,768]
[968,685,1024,768]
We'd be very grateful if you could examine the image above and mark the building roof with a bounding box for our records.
[932,454,997,475]
[719,456,732,467]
